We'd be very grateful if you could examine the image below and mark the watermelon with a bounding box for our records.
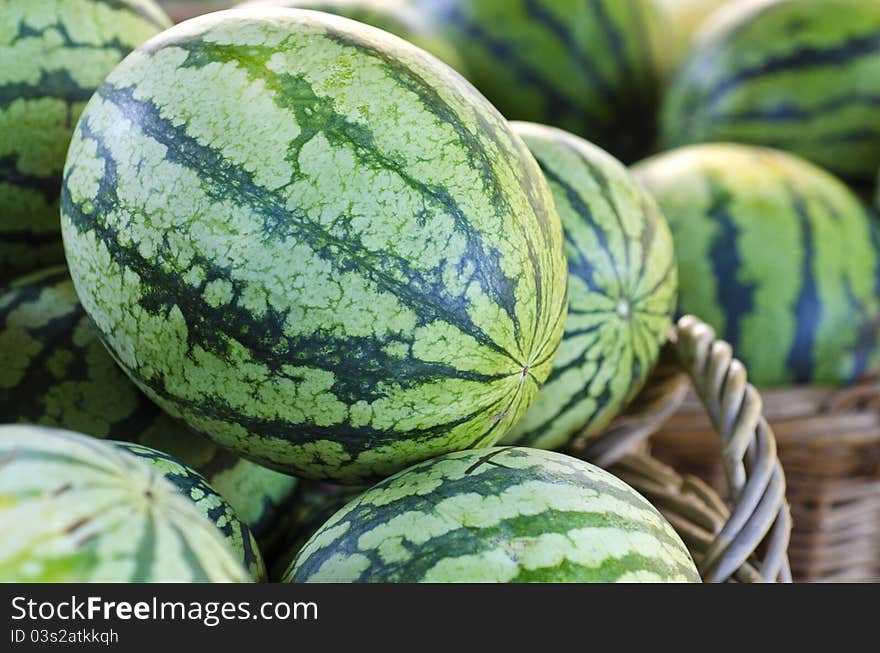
[633,143,880,387]
[60,8,568,484]
[409,0,670,162]
[661,0,880,186]
[286,446,700,583]
[0,425,250,582]
[265,480,362,580]
[0,266,298,539]
[0,0,171,281]
[239,0,467,74]
[115,441,265,580]
[501,123,676,451]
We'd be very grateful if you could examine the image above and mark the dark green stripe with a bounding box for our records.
[700,30,880,111]
[544,166,619,296]
[66,91,519,406]
[510,552,697,583]
[571,143,634,283]
[89,79,522,367]
[12,19,141,67]
[784,185,820,383]
[514,349,617,447]
[298,500,685,582]
[629,254,676,306]
[162,32,528,351]
[0,155,60,204]
[435,2,612,130]
[0,69,94,110]
[523,0,621,112]
[710,90,880,125]
[105,343,505,469]
[705,176,755,351]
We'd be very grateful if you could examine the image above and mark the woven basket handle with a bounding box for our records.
[577,315,792,583]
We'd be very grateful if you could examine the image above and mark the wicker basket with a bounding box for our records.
[647,378,880,582]
[570,315,793,582]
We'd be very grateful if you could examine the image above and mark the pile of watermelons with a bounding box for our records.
[1,0,878,583]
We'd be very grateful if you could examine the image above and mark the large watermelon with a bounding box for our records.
[502,123,676,451]
[409,0,670,162]
[661,0,880,186]
[0,266,298,539]
[239,0,467,74]
[115,441,265,579]
[0,425,250,582]
[60,8,568,484]
[0,0,171,281]
[286,446,700,582]
[633,144,880,387]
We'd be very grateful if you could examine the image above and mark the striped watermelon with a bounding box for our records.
[502,123,676,451]
[661,0,880,186]
[60,8,567,484]
[286,446,700,583]
[239,0,467,74]
[115,441,265,580]
[633,144,880,387]
[265,480,362,580]
[409,0,670,162]
[0,0,171,281]
[0,266,298,539]
[0,425,250,582]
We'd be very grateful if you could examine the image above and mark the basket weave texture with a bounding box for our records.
[574,316,793,583]
[650,380,880,582]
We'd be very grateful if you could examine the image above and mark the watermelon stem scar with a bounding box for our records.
[463,446,515,474]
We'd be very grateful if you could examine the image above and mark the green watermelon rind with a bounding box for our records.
[0,424,250,583]
[0,0,172,281]
[503,122,676,451]
[60,7,568,484]
[633,143,880,388]
[0,264,298,539]
[287,446,701,583]
[661,0,880,184]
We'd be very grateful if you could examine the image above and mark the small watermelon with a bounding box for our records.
[115,441,265,580]
[633,143,880,387]
[409,0,670,162]
[287,446,700,583]
[238,0,467,74]
[265,480,363,580]
[0,0,171,281]
[60,8,567,484]
[503,123,676,451]
[662,0,880,185]
[0,425,250,582]
[0,266,298,539]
